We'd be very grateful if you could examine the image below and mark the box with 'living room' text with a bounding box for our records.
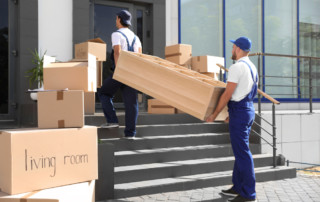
[0,126,98,195]
[37,90,84,129]
[0,180,95,202]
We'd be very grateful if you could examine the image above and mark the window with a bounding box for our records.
[264,0,297,98]
[180,0,223,57]
[225,0,262,75]
[299,0,320,99]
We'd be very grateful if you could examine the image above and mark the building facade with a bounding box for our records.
[0,0,319,166]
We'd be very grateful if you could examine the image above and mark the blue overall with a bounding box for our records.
[98,31,138,137]
[227,60,258,200]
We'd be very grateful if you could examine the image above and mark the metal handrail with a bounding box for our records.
[216,63,280,105]
[250,52,320,114]
[218,52,319,168]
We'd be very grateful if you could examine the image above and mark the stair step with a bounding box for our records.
[86,112,203,126]
[114,144,261,167]
[101,133,230,151]
[115,154,275,184]
[97,122,229,139]
[114,166,296,198]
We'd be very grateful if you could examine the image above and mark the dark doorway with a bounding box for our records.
[0,0,9,114]
[94,1,151,108]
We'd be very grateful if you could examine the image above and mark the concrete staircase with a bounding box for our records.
[86,112,296,200]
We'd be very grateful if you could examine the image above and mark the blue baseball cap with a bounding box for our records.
[230,37,252,51]
[117,10,132,26]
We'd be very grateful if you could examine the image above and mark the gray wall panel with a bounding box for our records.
[18,0,38,127]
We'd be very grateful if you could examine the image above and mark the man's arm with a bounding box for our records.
[206,82,237,122]
[113,45,121,66]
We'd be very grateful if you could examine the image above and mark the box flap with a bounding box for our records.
[87,38,105,44]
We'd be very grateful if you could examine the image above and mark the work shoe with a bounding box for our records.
[228,195,257,202]
[221,188,239,197]
[100,122,119,128]
[123,135,136,140]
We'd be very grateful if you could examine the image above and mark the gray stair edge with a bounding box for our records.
[101,133,231,152]
[114,154,277,184]
[114,166,296,199]
[86,113,204,126]
[97,122,229,139]
[114,144,261,167]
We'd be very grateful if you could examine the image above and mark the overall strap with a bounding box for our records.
[116,31,136,52]
[239,60,258,83]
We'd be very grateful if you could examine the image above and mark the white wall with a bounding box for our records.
[165,0,178,46]
[38,0,73,62]
[260,111,320,168]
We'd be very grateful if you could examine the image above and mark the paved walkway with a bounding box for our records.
[104,173,320,202]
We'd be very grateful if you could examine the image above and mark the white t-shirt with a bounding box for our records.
[111,28,142,52]
[227,56,258,102]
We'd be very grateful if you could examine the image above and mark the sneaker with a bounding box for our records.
[123,136,136,140]
[221,188,239,197]
[100,123,119,128]
[228,195,256,202]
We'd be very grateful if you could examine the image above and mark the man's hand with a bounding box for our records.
[205,82,237,123]
[206,114,216,122]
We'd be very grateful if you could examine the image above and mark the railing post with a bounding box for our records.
[272,103,277,168]
[309,57,313,113]
[258,54,261,115]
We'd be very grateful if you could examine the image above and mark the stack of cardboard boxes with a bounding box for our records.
[148,44,226,116]
[191,55,225,80]
[146,44,192,114]
[114,51,228,121]
[0,38,106,201]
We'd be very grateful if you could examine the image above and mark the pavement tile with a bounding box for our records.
[111,174,320,202]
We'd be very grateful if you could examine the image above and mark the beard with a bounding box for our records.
[231,52,237,60]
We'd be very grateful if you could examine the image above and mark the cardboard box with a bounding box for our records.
[0,180,95,202]
[75,38,106,61]
[191,55,225,73]
[165,44,192,66]
[44,54,97,92]
[148,99,171,107]
[69,59,104,88]
[37,90,84,129]
[201,72,220,81]
[84,92,95,115]
[114,51,228,121]
[96,61,103,88]
[148,107,176,114]
[0,126,98,195]
[148,99,176,114]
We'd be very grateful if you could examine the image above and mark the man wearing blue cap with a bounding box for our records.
[206,37,258,202]
[98,10,142,139]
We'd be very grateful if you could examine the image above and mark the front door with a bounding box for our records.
[94,0,152,109]
[0,0,16,123]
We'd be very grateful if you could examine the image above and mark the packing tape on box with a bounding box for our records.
[58,120,65,128]
[165,53,182,58]
[197,56,200,61]
[21,190,39,202]
[165,53,192,58]
[57,91,64,100]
